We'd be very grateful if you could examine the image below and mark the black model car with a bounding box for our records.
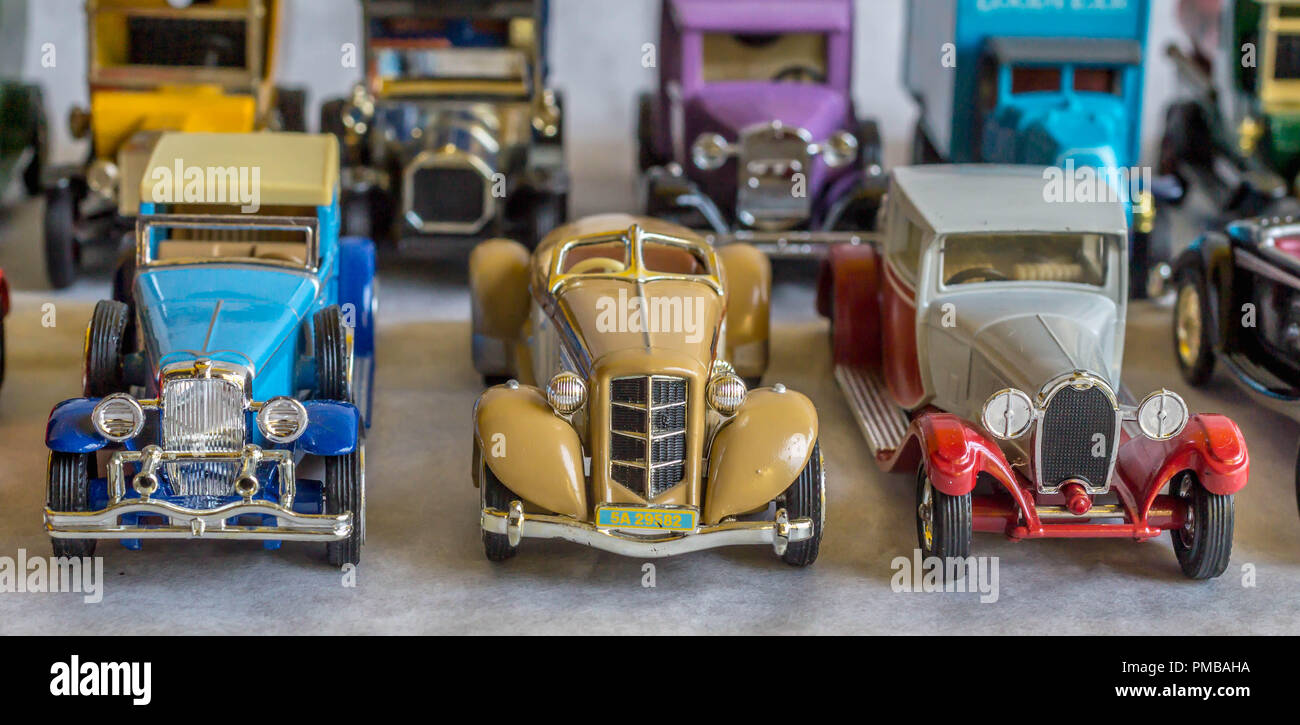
[323,0,569,249]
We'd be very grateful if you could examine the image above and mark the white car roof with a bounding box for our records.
[892,165,1129,237]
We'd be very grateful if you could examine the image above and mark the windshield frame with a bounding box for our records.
[136,214,321,274]
[932,230,1122,296]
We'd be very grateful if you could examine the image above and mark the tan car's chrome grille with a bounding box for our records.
[162,377,246,503]
[609,375,687,498]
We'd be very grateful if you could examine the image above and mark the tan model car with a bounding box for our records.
[468,214,824,566]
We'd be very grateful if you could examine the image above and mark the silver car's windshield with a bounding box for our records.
[939,232,1111,288]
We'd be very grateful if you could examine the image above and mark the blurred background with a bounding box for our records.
[8,0,1188,215]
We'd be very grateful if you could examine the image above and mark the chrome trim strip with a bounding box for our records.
[136,214,321,273]
[481,505,811,558]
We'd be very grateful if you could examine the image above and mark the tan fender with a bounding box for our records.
[469,238,531,341]
[717,244,770,377]
[703,387,818,524]
[474,383,587,519]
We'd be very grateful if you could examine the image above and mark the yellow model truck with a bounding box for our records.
[44,0,305,289]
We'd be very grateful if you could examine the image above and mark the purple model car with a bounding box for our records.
[638,0,883,256]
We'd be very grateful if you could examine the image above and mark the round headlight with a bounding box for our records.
[87,160,119,201]
[92,393,144,442]
[1136,389,1188,440]
[822,130,859,168]
[707,373,747,415]
[547,372,587,415]
[691,133,732,171]
[981,388,1034,440]
[257,396,309,444]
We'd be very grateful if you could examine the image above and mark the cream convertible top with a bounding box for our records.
[140,132,340,208]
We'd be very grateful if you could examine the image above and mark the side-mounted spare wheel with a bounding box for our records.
[779,441,824,567]
[314,305,364,566]
[85,300,130,397]
[48,452,96,558]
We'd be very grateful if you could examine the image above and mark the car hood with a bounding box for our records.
[136,266,320,379]
[553,277,723,372]
[688,82,848,141]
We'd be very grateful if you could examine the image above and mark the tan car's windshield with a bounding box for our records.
[940,233,1110,287]
[557,238,711,277]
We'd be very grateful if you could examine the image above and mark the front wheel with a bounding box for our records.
[44,184,78,289]
[325,448,364,567]
[481,459,519,562]
[780,441,824,566]
[916,464,971,563]
[48,452,96,558]
[1173,270,1215,386]
[1171,472,1234,580]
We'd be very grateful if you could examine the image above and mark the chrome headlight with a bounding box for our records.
[981,388,1035,440]
[86,160,119,201]
[257,396,309,444]
[706,372,747,415]
[1136,389,1188,440]
[546,372,587,415]
[691,133,733,170]
[342,84,375,135]
[92,393,145,442]
[819,130,859,168]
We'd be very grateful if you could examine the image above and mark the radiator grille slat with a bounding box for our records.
[162,378,246,504]
[609,375,687,498]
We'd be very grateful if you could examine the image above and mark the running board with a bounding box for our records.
[834,365,909,458]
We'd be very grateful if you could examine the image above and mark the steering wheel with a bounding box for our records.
[567,257,628,275]
[945,267,1009,285]
[773,64,826,84]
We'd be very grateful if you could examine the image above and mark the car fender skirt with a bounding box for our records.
[475,383,586,519]
[46,398,109,453]
[704,388,818,525]
[907,412,1015,497]
[1117,413,1249,500]
[297,400,360,456]
[717,244,770,351]
[469,238,531,341]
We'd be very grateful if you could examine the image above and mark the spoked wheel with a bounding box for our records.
[84,300,130,397]
[325,447,364,567]
[481,457,519,562]
[47,452,96,558]
[1173,271,1214,386]
[1171,472,1234,580]
[779,441,824,567]
[916,465,971,564]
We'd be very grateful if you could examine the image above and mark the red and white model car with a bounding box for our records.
[820,165,1249,579]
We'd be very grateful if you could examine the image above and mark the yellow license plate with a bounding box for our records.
[597,506,696,532]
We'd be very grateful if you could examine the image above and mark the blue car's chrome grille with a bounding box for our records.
[162,377,245,505]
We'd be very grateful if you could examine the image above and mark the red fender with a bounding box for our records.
[1118,413,1250,514]
[826,243,881,368]
[883,411,1020,499]
[0,267,9,318]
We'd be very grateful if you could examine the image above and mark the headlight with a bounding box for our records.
[92,393,145,442]
[981,388,1035,440]
[707,373,746,415]
[1136,389,1188,440]
[257,396,309,444]
[821,130,859,168]
[87,160,119,201]
[342,85,375,135]
[546,371,586,415]
[691,133,732,171]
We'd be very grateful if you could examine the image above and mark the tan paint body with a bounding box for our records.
[469,214,813,528]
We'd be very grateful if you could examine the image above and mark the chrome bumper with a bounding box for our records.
[480,502,812,558]
[45,445,352,542]
[704,230,880,258]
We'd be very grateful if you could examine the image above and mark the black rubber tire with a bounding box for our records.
[273,87,307,132]
[325,448,364,567]
[84,300,129,397]
[911,120,943,165]
[916,464,972,562]
[48,452,96,558]
[481,460,518,562]
[319,98,347,139]
[111,246,138,353]
[858,118,883,171]
[636,92,666,172]
[780,441,824,567]
[524,192,566,250]
[1171,472,1234,580]
[44,184,78,289]
[1173,268,1215,387]
[23,90,47,197]
[313,305,352,403]
[743,376,762,389]
[482,375,512,388]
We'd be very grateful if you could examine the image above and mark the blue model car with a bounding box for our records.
[904,0,1163,298]
[43,132,377,567]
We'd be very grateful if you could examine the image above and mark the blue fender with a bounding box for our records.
[47,399,108,453]
[296,400,360,456]
[339,236,377,358]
